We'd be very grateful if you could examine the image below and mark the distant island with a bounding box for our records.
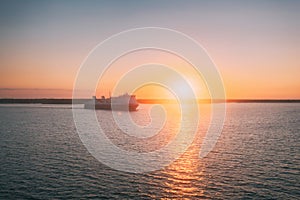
[0,98,299,104]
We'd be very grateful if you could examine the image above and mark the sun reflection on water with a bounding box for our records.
[157,103,212,198]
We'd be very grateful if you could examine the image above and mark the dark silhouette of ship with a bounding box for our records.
[84,93,139,111]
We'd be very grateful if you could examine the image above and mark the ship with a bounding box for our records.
[84,93,139,111]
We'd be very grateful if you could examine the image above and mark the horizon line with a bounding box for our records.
[0,98,299,105]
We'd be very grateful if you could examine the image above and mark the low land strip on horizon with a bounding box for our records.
[0,98,299,104]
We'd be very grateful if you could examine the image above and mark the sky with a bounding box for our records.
[0,0,299,99]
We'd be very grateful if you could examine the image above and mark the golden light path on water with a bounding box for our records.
[134,102,211,198]
[163,104,211,198]
[113,102,213,198]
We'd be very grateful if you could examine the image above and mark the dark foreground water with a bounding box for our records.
[0,103,299,199]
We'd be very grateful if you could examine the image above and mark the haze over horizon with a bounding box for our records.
[1,0,299,99]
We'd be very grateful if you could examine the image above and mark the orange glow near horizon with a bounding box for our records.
[1,38,299,100]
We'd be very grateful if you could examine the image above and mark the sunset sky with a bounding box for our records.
[0,0,299,99]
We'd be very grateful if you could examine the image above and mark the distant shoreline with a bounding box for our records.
[0,98,299,104]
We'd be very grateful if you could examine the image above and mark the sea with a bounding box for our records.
[0,103,299,199]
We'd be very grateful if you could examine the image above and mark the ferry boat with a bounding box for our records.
[84,93,139,111]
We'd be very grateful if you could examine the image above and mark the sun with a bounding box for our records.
[134,84,175,100]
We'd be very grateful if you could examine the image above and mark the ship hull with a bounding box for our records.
[84,94,139,111]
[84,103,139,111]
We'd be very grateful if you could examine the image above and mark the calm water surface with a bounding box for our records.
[0,103,299,199]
